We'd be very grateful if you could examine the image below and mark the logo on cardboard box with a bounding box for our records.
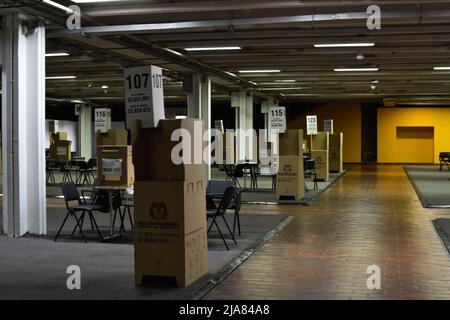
[150,202,168,220]
[283,164,292,173]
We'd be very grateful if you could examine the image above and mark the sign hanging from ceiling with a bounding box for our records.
[124,65,165,129]
[95,108,112,133]
[324,119,334,134]
[306,115,318,135]
[269,106,286,133]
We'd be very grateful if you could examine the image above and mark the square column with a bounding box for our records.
[1,14,47,236]
[77,104,92,160]
[235,90,254,162]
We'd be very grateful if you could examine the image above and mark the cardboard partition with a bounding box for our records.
[51,132,68,144]
[96,129,128,146]
[278,129,303,156]
[276,155,305,200]
[134,180,208,287]
[133,119,205,182]
[97,145,134,188]
[329,133,343,173]
[310,131,330,151]
[50,140,72,160]
[311,150,329,181]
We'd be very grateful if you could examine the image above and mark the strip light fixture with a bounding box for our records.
[45,52,70,57]
[314,43,375,48]
[43,0,74,13]
[71,0,123,2]
[334,68,379,72]
[184,46,241,51]
[239,69,281,73]
[433,67,450,70]
[46,76,77,80]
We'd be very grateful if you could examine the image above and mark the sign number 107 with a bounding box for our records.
[125,73,162,90]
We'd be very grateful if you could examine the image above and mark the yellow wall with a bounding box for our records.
[288,102,361,163]
[378,108,450,164]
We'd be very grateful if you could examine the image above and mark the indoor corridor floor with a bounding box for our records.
[204,165,450,300]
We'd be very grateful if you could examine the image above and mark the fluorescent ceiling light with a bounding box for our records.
[71,0,123,2]
[249,81,258,86]
[45,52,69,57]
[224,71,237,77]
[274,80,296,83]
[102,85,109,89]
[46,76,77,80]
[334,68,379,72]
[433,67,450,70]
[239,70,281,73]
[43,0,73,13]
[185,46,241,51]
[314,43,375,48]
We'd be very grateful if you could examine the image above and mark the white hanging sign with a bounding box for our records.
[95,108,112,133]
[124,65,165,129]
[269,106,286,133]
[324,119,334,134]
[306,115,318,135]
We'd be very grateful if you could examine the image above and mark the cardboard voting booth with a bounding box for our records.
[97,145,134,188]
[96,129,128,146]
[310,132,330,181]
[329,133,343,173]
[133,118,208,287]
[276,129,304,200]
[50,140,72,160]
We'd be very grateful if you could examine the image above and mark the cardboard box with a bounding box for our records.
[134,180,208,287]
[96,129,128,146]
[51,132,68,144]
[278,130,303,156]
[133,119,205,181]
[329,133,343,173]
[276,155,305,200]
[311,150,329,181]
[97,145,134,188]
[310,131,330,151]
[50,140,72,160]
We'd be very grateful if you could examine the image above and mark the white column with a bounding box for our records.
[235,90,254,162]
[77,104,92,160]
[2,14,47,236]
[200,75,212,179]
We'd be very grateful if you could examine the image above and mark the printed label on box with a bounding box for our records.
[56,146,67,156]
[102,158,123,176]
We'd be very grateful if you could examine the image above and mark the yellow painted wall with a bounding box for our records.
[378,108,450,164]
[288,103,361,163]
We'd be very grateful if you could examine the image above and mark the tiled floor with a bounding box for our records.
[204,165,450,300]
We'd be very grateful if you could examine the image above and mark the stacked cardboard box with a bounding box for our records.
[329,133,343,173]
[310,132,329,181]
[97,145,134,188]
[50,132,72,160]
[276,129,305,200]
[133,119,208,287]
[96,129,128,146]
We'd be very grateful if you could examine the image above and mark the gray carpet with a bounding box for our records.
[433,218,450,255]
[0,207,290,300]
[241,169,349,205]
[404,166,450,208]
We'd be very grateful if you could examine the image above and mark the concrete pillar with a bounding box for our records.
[235,90,254,162]
[2,13,47,236]
[185,73,212,179]
[77,104,92,160]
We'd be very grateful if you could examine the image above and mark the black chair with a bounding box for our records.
[55,182,105,242]
[207,187,238,250]
[439,152,450,171]
[224,164,242,188]
[46,160,57,184]
[60,163,74,183]
[114,190,134,232]
[303,158,318,191]
[76,159,96,185]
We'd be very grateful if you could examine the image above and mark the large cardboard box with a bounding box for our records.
[50,140,72,160]
[276,155,305,200]
[97,145,134,188]
[134,180,208,287]
[133,119,205,181]
[329,133,343,173]
[311,150,329,181]
[96,129,128,146]
[278,130,303,156]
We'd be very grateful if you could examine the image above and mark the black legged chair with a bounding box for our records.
[207,186,238,250]
[55,182,105,242]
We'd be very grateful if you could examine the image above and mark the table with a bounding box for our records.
[94,185,127,242]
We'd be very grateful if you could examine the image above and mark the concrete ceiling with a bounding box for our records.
[8,0,450,104]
